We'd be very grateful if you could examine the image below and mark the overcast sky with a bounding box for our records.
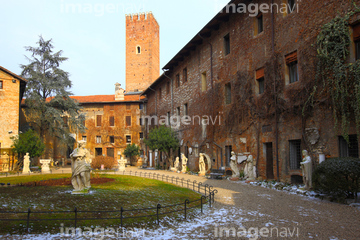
[0,0,229,96]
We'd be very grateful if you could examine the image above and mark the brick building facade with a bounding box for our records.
[0,66,27,171]
[142,0,360,182]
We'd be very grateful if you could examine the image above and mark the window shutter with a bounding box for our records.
[126,116,131,126]
[256,68,265,79]
[109,116,115,126]
[354,24,360,41]
[97,115,102,127]
[285,51,297,65]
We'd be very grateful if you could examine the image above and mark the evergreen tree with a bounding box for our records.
[20,36,85,147]
[123,143,140,166]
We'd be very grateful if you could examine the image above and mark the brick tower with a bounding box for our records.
[125,12,160,92]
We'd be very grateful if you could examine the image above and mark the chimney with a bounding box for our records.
[115,83,125,101]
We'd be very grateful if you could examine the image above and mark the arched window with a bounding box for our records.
[136,46,141,54]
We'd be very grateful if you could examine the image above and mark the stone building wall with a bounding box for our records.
[143,0,360,182]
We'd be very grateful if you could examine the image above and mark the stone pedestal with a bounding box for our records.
[118,158,127,171]
[40,159,51,173]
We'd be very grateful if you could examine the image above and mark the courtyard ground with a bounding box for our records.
[1,167,359,239]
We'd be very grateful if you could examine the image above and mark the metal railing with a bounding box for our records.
[0,170,218,233]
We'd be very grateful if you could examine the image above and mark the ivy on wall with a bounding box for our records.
[307,6,360,142]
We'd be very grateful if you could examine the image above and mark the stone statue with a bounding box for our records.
[198,153,206,175]
[70,140,92,194]
[230,151,240,178]
[23,153,31,174]
[171,157,180,172]
[40,159,51,173]
[181,153,188,173]
[301,150,312,189]
[245,155,256,181]
[118,156,127,171]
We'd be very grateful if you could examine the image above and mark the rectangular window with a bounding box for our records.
[224,33,230,55]
[176,74,180,88]
[287,0,296,13]
[96,115,102,127]
[126,135,132,143]
[107,148,114,158]
[140,118,143,126]
[109,136,115,144]
[225,145,232,167]
[184,103,188,116]
[126,116,131,127]
[82,136,87,142]
[0,80,3,89]
[166,81,170,94]
[96,136,102,144]
[256,68,265,94]
[126,104,131,110]
[225,83,231,104]
[339,135,359,158]
[286,51,298,83]
[139,103,144,110]
[109,116,115,127]
[95,148,103,156]
[183,68,188,82]
[353,24,360,60]
[289,140,302,170]
[139,132,144,139]
[167,112,171,125]
[201,72,207,92]
[176,107,180,116]
[257,13,263,34]
[109,104,114,111]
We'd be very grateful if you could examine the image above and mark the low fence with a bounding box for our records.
[0,169,218,233]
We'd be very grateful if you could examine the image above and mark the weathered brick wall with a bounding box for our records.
[0,70,21,151]
[126,12,160,92]
[144,0,360,181]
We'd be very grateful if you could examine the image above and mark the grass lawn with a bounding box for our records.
[0,174,202,235]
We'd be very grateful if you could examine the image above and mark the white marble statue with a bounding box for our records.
[40,159,51,173]
[118,156,127,171]
[301,150,312,189]
[70,140,92,194]
[199,153,206,175]
[245,155,256,181]
[230,151,240,178]
[23,153,31,174]
[181,153,188,173]
[171,157,180,172]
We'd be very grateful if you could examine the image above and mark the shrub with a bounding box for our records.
[313,157,360,202]
[91,156,117,170]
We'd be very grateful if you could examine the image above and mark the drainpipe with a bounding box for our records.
[271,0,280,181]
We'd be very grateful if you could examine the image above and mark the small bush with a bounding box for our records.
[91,156,117,170]
[313,157,360,202]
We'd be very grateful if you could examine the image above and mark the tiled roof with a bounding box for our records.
[0,66,28,82]
[71,94,145,103]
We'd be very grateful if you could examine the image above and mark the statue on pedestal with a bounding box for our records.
[118,156,127,171]
[171,157,180,172]
[230,151,240,178]
[23,153,31,174]
[181,153,188,173]
[198,153,206,175]
[245,155,256,181]
[301,150,312,189]
[70,140,92,194]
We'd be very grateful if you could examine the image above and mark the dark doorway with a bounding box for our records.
[265,143,274,179]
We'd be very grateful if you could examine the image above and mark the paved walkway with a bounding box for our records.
[1,167,359,239]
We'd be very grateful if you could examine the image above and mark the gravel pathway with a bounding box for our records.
[1,167,359,239]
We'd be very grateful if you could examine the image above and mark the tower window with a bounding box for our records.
[353,24,360,60]
[136,46,141,54]
[255,13,264,35]
[256,68,265,94]
[287,0,296,13]
[201,72,207,92]
[225,83,231,104]
[224,33,230,55]
[285,51,298,84]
